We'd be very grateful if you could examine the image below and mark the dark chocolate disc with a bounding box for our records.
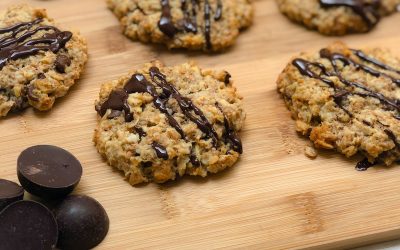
[0,200,58,250]
[55,195,109,250]
[17,145,82,199]
[0,179,24,211]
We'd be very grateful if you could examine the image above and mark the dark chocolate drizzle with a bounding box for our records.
[125,73,186,138]
[98,66,242,160]
[149,66,219,145]
[0,18,72,69]
[319,0,381,29]
[319,49,400,111]
[158,0,223,49]
[181,0,198,33]
[292,47,400,168]
[204,0,212,50]
[159,0,177,38]
[292,50,400,113]
[215,0,223,20]
[216,103,243,154]
[352,49,400,85]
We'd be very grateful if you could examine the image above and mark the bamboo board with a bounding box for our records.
[1,0,400,249]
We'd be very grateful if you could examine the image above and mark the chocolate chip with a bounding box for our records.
[99,90,128,116]
[38,73,46,79]
[11,97,29,112]
[134,127,146,139]
[0,200,58,250]
[55,54,71,73]
[224,72,231,84]
[142,162,152,168]
[27,85,39,101]
[0,179,24,211]
[152,142,169,160]
[17,145,82,199]
[355,158,375,171]
[55,195,109,250]
[107,110,122,119]
[190,154,201,167]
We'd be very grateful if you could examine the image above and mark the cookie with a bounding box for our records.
[277,42,400,169]
[106,0,253,52]
[0,4,88,117]
[94,61,245,185]
[276,0,400,35]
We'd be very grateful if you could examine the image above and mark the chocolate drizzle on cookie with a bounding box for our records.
[292,50,400,113]
[158,0,223,49]
[319,0,381,30]
[215,0,223,20]
[159,0,177,38]
[98,66,242,160]
[292,47,400,169]
[181,0,198,33]
[216,103,243,154]
[0,18,72,69]
[149,66,219,145]
[352,49,400,84]
[318,49,400,111]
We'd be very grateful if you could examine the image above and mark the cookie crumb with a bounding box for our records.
[304,145,317,159]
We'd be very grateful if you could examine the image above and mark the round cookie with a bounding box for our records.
[277,42,400,168]
[94,61,245,185]
[276,0,400,35]
[0,4,88,117]
[106,0,253,52]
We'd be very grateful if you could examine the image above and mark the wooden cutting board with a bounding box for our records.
[1,0,400,249]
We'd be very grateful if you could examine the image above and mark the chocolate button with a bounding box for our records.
[0,179,24,211]
[17,145,82,199]
[0,200,58,250]
[55,195,109,250]
[55,54,71,73]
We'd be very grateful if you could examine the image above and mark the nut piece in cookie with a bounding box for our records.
[107,0,253,52]
[0,4,88,117]
[277,42,400,169]
[94,61,245,185]
[276,0,400,35]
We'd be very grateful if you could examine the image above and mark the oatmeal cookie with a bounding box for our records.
[276,0,400,35]
[277,42,400,168]
[94,61,245,185]
[106,0,253,52]
[0,4,88,117]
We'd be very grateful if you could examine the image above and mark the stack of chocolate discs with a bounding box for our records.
[0,145,109,250]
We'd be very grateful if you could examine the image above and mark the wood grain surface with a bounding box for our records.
[1,0,400,249]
